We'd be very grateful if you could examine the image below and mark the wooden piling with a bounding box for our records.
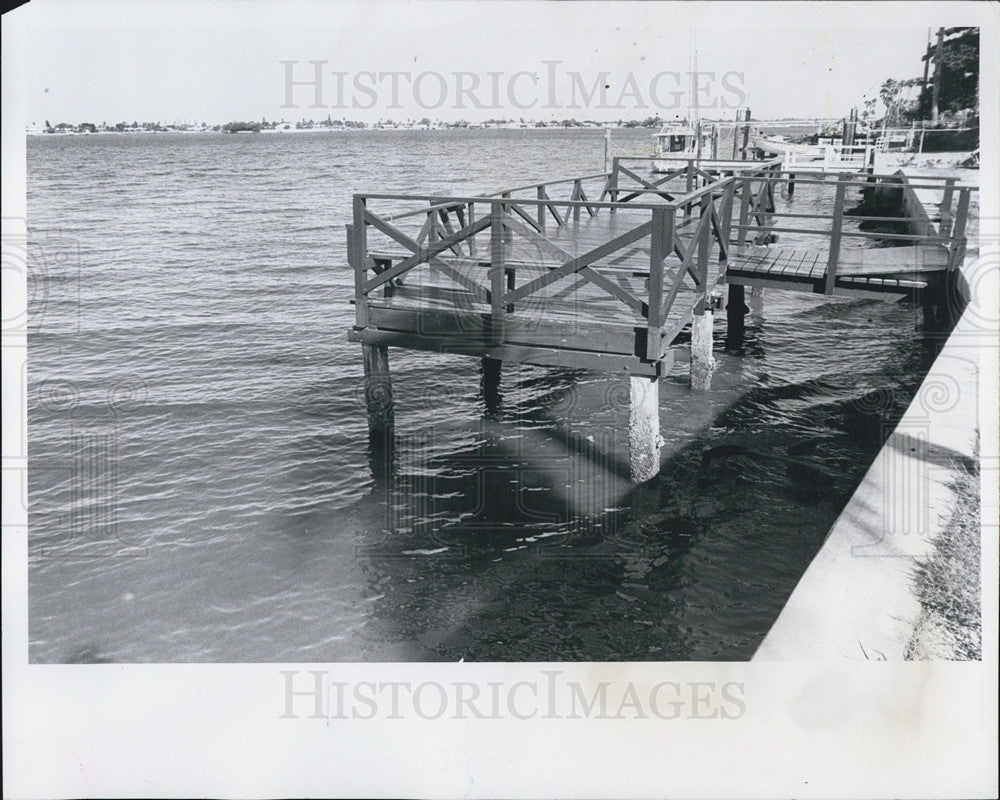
[482,357,502,415]
[628,375,661,482]
[726,283,748,348]
[363,343,394,443]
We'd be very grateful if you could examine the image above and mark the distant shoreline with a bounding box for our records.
[27,125,651,136]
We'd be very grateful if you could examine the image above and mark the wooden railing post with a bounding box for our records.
[573,179,582,222]
[824,174,848,294]
[939,178,956,238]
[501,191,513,242]
[427,204,438,246]
[536,186,546,233]
[646,206,670,360]
[683,161,695,222]
[425,203,438,278]
[698,193,712,292]
[947,187,970,271]
[467,201,477,255]
[489,201,506,343]
[350,196,369,328]
[690,193,716,391]
[610,157,620,211]
[737,176,751,247]
[720,178,736,252]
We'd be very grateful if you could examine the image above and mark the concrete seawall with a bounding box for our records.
[754,286,981,660]
[754,182,982,660]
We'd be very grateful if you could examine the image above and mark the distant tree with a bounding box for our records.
[936,27,978,115]
[419,117,432,126]
[860,97,877,123]
[222,121,262,133]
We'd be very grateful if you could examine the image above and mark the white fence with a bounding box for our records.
[783,144,873,172]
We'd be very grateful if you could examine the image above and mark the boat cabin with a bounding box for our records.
[654,123,712,158]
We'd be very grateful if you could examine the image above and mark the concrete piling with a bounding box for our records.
[628,375,661,482]
[690,308,715,390]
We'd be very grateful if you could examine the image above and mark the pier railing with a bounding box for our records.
[782,144,873,172]
[728,170,973,291]
[347,165,973,364]
[601,155,782,205]
[348,178,737,364]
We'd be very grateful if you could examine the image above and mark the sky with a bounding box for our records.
[14,0,977,126]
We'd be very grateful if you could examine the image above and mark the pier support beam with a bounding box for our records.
[481,357,502,416]
[690,308,715,391]
[725,284,748,349]
[363,343,394,445]
[629,375,661,482]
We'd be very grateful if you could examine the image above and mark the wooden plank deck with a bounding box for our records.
[362,208,725,370]
[729,243,947,277]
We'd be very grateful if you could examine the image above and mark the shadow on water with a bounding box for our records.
[329,338,933,661]
[282,273,966,662]
[43,293,957,663]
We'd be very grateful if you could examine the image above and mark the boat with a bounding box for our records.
[750,133,823,159]
[753,131,873,172]
[651,121,714,173]
[959,149,979,169]
[651,32,716,173]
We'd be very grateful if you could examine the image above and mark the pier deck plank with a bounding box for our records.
[727,243,948,280]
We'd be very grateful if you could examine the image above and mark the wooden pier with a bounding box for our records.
[346,156,973,481]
